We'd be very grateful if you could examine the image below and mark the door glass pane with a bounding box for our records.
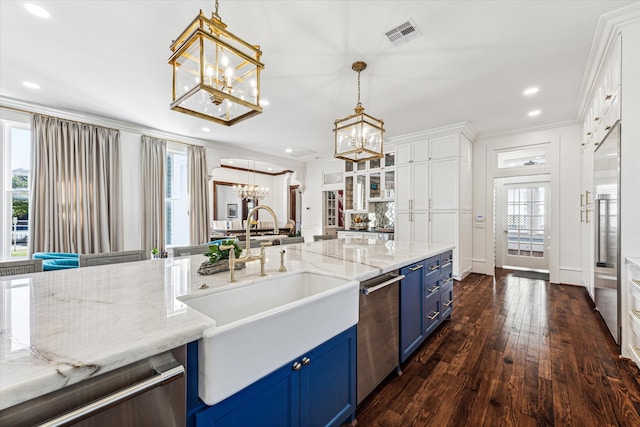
[507,185,545,258]
[384,170,394,198]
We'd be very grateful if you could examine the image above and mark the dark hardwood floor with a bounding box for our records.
[356,269,640,426]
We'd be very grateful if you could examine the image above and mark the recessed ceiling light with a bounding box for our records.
[268,167,273,171]
[528,110,541,117]
[259,99,269,106]
[22,81,40,89]
[24,3,50,18]
[523,87,539,96]
[227,160,233,164]
[285,148,292,153]
[201,127,210,132]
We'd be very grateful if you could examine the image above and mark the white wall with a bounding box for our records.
[472,124,583,284]
[302,158,344,242]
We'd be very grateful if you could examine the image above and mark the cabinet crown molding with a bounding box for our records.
[576,3,640,120]
[387,122,475,146]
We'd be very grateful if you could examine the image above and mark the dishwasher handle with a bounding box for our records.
[360,274,405,296]
[37,363,185,427]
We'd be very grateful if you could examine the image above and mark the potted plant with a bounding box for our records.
[150,248,160,259]
[198,240,245,275]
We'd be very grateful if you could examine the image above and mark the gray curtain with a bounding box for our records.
[188,145,210,244]
[29,114,123,254]
[141,136,166,252]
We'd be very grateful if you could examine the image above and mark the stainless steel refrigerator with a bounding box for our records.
[594,123,621,344]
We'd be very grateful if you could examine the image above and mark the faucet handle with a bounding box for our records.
[260,241,273,248]
[219,245,235,251]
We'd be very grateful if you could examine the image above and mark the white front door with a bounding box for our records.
[496,178,550,271]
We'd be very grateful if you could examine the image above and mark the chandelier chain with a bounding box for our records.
[357,70,362,107]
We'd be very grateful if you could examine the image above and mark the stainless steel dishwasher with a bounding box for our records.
[357,271,404,404]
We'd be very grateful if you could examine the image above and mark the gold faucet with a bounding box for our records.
[222,205,279,282]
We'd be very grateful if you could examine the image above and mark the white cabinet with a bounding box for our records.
[625,258,640,370]
[582,35,621,147]
[580,35,621,300]
[396,162,428,211]
[390,124,474,279]
[396,210,429,244]
[580,142,595,300]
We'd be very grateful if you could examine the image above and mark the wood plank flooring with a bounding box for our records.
[355,269,640,426]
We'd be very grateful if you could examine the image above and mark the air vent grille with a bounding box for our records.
[385,18,422,45]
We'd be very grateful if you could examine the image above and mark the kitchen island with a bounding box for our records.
[0,239,453,422]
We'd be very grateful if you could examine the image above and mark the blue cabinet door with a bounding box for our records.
[300,327,357,427]
[194,361,299,427]
[400,261,425,363]
[189,327,356,427]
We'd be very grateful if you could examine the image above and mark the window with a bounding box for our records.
[497,145,547,169]
[165,149,189,247]
[1,121,31,260]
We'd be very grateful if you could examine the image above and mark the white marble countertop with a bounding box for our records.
[0,239,452,410]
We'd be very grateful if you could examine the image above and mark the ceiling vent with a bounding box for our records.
[385,18,422,45]
[289,149,316,158]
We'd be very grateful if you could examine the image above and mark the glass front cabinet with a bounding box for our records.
[343,151,395,213]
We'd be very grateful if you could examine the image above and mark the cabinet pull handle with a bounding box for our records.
[580,210,584,223]
[580,193,584,207]
[605,125,611,131]
[302,357,311,366]
[632,309,640,318]
[605,94,612,100]
[585,208,590,224]
[292,361,302,371]
[443,277,453,284]
[428,311,440,320]
[632,279,640,286]
[428,265,439,271]
[585,190,590,205]
[429,198,432,209]
[444,300,453,307]
[594,116,600,122]
[37,363,184,427]
[428,285,440,293]
[442,259,452,266]
[409,264,424,271]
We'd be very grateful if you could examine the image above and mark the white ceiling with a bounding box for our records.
[1,1,636,163]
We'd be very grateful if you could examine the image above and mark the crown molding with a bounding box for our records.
[576,3,640,121]
[387,121,476,145]
[474,119,581,141]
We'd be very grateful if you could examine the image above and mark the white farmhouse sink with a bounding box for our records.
[178,271,359,406]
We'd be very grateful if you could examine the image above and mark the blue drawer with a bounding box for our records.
[440,282,453,319]
[424,281,440,301]
[424,297,440,336]
[424,255,440,283]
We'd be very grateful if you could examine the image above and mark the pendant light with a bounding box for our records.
[334,61,385,162]
[168,0,264,126]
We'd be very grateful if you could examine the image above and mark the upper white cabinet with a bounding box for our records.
[583,36,621,147]
[391,123,474,279]
[396,140,428,164]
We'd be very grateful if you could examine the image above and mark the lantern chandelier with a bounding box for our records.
[334,61,385,162]
[233,161,269,201]
[168,0,264,126]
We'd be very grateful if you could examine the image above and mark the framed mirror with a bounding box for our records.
[212,181,258,231]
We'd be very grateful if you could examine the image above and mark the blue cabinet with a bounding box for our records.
[399,251,454,364]
[187,326,356,427]
[400,260,426,363]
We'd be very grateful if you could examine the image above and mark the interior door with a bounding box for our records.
[496,179,550,271]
